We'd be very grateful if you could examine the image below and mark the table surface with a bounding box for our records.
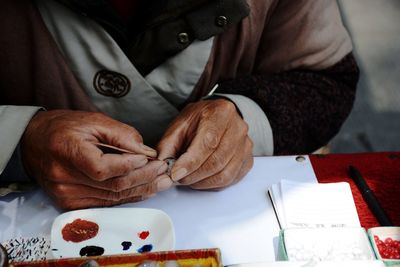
[0,156,317,266]
[1,153,399,266]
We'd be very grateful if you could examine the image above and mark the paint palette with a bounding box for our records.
[50,208,175,259]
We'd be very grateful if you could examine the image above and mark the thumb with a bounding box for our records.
[157,122,188,161]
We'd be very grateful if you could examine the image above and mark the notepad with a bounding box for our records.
[268,180,361,229]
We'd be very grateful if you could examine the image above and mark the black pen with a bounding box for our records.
[348,165,393,226]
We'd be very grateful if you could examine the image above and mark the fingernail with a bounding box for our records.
[157,163,168,175]
[140,144,157,156]
[171,168,187,182]
[140,143,156,152]
[157,177,173,191]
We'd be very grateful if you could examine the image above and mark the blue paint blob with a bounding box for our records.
[137,244,153,253]
[121,241,132,251]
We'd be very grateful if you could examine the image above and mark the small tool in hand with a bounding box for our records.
[94,142,157,160]
[94,143,177,182]
[164,157,176,177]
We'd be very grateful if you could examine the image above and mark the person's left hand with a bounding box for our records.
[157,99,253,190]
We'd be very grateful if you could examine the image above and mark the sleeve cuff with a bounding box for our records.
[0,105,42,177]
[1,143,32,183]
[213,94,274,156]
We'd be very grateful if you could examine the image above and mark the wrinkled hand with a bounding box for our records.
[22,110,171,210]
[157,99,253,190]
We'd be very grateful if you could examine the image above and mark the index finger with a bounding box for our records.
[170,112,231,182]
[92,115,157,158]
[70,141,149,181]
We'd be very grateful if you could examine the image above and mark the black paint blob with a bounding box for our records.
[137,244,153,253]
[79,246,105,257]
[121,241,132,251]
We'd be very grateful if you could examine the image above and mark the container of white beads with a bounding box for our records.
[368,227,400,267]
[278,227,376,262]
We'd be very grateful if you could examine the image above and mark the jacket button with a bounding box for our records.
[177,32,189,44]
[215,15,228,27]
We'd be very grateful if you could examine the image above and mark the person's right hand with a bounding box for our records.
[21,110,172,210]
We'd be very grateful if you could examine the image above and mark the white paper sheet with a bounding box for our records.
[276,180,360,228]
[0,156,317,265]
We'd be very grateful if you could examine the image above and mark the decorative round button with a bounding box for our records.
[93,70,131,98]
[215,15,228,27]
[177,32,189,44]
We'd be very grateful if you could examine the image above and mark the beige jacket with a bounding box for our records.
[0,0,353,181]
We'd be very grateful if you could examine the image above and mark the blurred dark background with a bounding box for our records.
[331,0,400,153]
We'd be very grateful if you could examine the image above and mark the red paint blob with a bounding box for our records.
[138,231,150,240]
[62,218,99,243]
